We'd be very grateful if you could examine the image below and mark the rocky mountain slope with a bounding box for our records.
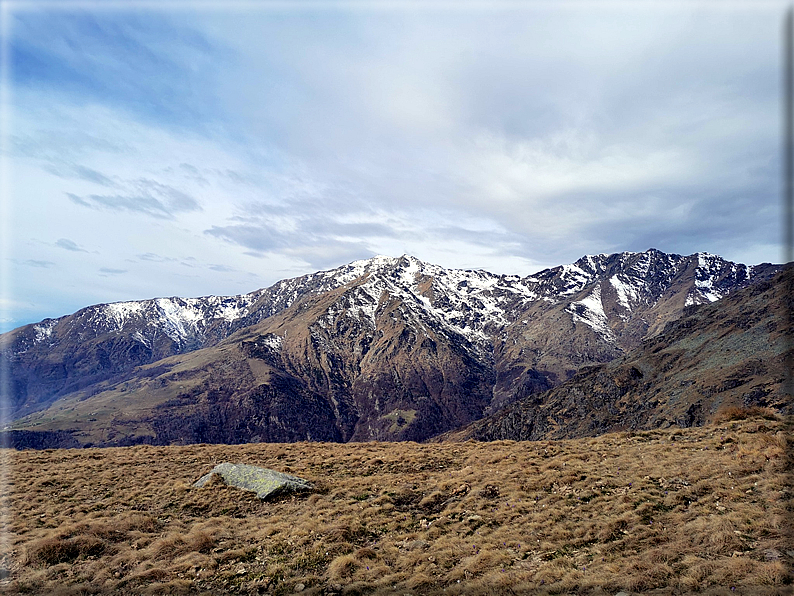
[442,266,794,442]
[1,249,783,446]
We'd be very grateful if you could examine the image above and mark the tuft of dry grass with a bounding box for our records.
[25,534,109,566]
[713,406,781,424]
[1,412,791,595]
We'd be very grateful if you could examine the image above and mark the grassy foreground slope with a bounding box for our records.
[1,411,791,595]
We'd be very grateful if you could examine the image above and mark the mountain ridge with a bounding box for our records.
[439,265,793,443]
[2,248,785,446]
[11,249,772,359]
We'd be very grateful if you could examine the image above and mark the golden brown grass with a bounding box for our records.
[713,406,781,424]
[0,413,791,595]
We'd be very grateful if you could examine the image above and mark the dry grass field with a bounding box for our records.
[0,409,791,596]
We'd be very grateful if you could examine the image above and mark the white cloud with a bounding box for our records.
[4,4,786,329]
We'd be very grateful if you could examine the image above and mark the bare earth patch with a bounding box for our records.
[1,412,791,595]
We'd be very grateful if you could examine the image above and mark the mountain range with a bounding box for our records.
[442,265,793,442]
[1,248,788,448]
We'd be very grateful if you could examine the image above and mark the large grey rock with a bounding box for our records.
[194,462,313,500]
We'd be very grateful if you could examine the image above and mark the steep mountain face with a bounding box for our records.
[442,266,794,443]
[4,293,265,420]
[2,259,419,420]
[2,249,782,446]
[495,250,776,389]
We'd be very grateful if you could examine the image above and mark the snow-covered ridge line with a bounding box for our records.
[25,290,266,347]
[16,248,771,352]
[315,250,716,345]
[99,293,262,330]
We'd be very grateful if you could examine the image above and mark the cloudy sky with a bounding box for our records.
[1,1,787,331]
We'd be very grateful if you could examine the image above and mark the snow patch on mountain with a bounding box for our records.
[405,266,518,341]
[154,299,206,342]
[260,333,283,351]
[631,251,653,278]
[206,296,255,322]
[320,258,521,348]
[689,252,738,305]
[131,330,152,349]
[327,255,398,287]
[566,283,616,342]
[104,301,144,329]
[93,291,266,346]
[347,279,383,327]
[556,264,593,296]
[32,320,56,343]
[696,252,720,269]
[693,279,724,303]
[609,274,640,311]
[306,249,764,350]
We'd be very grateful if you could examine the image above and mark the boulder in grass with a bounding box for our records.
[193,462,313,500]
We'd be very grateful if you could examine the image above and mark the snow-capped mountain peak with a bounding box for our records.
[3,248,784,445]
[9,249,779,360]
